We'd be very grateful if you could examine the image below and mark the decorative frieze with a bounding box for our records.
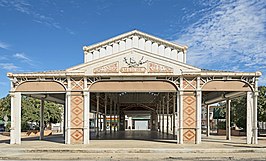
[120,67,146,73]
[93,62,119,73]
[148,62,173,73]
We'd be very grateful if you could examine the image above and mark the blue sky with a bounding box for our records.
[0,0,265,98]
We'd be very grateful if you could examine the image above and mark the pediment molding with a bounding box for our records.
[67,48,200,76]
[83,30,187,53]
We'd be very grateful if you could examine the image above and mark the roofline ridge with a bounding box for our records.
[83,30,188,53]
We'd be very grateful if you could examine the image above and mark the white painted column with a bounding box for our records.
[196,77,202,144]
[183,50,187,63]
[246,91,253,144]
[65,91,71,144]
[65,76,71,144]
[179,91,183,144]
[110,98,112,133]
[253,78,258,144]
[159,100,161,132]
[40,98,44,140]
[162,96,165,133]
[156,104,159,131]
[104,94,107,134]
[117,103,120,131]
[178,76,184,144]
[226,99,231,140]
[173,94,176,136]
[10,92,21,144]
[96,93,100,137]
[113,101,116,132]
[206,105,210,137]
[166,93,169,135]
[83,91,90,144]
[176,92,180,143]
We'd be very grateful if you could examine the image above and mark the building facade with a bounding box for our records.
[8,30,261,144]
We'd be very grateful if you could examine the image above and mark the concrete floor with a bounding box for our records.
[1,130,266,160]
[1,130,266,148]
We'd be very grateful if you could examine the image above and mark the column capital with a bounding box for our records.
[9,92,15,97]
[96,93,100,98]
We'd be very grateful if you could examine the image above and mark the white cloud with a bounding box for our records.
[13,53,32,62]
[0,63,19,70]
[0,0,61,29]
[175,0,266,84]
[0,41,9,49]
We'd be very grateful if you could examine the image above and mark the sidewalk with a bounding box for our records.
[1,132,266,160]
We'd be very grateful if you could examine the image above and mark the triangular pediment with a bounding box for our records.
[67,48,201,76]
[82,30,188,64]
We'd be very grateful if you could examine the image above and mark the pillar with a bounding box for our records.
[96,93,100,137]
[40,98,44,140]
[110,98,112,133]
[196,77,202,144]
[104,94,107,134]
[226,99,231,140]
[162,96,165,133]
[206,105,210,137]
[151,109,158,131]
[159,101,161,132]
[253,78,258,144]
[166,93,169,135]
[10,92,21,144]
[176,92,180,143]
[83,91,90,144]
[65,91,71,144]
[179,91,183,144]
[114,101,117,132]
[173,94,176,136]
[117,103,120,131]
[246,91,253,144]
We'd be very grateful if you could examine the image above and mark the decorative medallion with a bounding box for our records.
[93,62,119,73]
[121,56,147,73]
[123,56,147,67]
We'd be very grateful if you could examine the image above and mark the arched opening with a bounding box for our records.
[88,81,178,143]
[201,80,254,144]
[13,81,66,144]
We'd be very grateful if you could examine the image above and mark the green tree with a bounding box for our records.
[258,86,266,122]
[0,95,11,121]
[44,101,63,129]
[231,96,247,130]
[230,86,266,130]
[0,95,63,131]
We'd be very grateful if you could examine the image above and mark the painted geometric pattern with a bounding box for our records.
[70,130,83,143]
[184,117,194,126]
[183,129,195,142]
[183,93,196,143]
[183,95,196,128]
[70,95,84,143]
[71,95,84,128]
[184,106,195,115]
